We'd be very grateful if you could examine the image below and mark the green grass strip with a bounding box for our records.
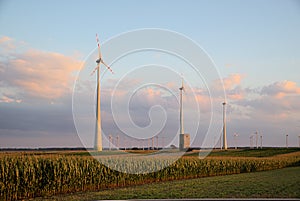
[33,166,300,200]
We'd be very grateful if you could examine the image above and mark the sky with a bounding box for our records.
[0,0,300,148]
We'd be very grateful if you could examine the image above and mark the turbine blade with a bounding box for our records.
[96,33,102,60]
[181,75,185,92]
[101,60,114,74]
[90,64,99,76]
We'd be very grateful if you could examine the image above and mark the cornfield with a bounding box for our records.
[0,152,299,200]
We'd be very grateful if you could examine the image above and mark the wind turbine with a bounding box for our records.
[255,131,258,149]
[179,76,185,136]
[91,33,114,151]
[250,134,254,149]
[222,102,227,150]
[233,133,239,149]
[109,135,112,151]
[179,76,190,150]
[116,135,120,150]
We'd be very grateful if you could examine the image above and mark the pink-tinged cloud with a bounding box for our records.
[226,86,245,100]
[210,74,246,101]
[0,36,18,53]
[0,36,13,43]
[146,87,161,97]
[213,73,244,91]
[0,95,22,103]
[261,80,300,98]
[0,46,82,100]
[223,74,243,89]
[273,112,288,120]
[194,94,211,112]
[188,88,210,110]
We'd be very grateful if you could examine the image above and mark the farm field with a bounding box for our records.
[191,147,300,158]
[0,148,300,200]
[32,166,300,200]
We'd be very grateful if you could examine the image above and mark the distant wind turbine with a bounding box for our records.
[91,33,114,151]
[179,76,190,151]
[179,76,185,135]
[233,133,239,149]
[255,131,258,149]
[222,102,227,150]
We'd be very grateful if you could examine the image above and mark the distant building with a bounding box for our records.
[179,133,190,151]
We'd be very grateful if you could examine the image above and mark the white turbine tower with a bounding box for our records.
[179,77,185,135]
[179,76,190,151]
[222,102,227,150]
[255,131,258,149]
[91,34,114,151]
[233,133,239,149]
[249,135,252,148]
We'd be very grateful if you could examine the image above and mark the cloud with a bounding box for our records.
[0,94,22,103]
[261,80,300,98]
[0,36,12,43]
[231,80,300,126]
[223,74,243,89]
[209,73,246,101]
[0,38,82,102]
[0,36,15,51]
[0,36,83,147]
[213,73,244,91]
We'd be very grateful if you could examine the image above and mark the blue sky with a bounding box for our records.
[2,0,299,85]
[0,0,300,148]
